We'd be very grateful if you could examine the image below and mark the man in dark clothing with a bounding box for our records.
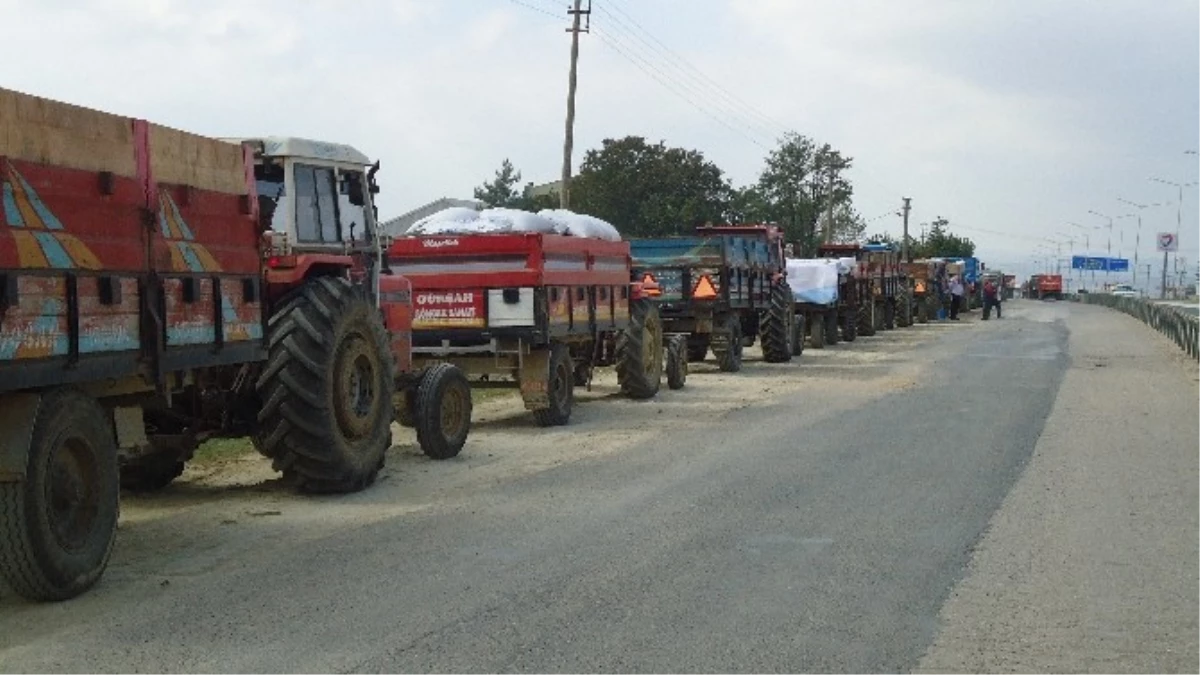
[982,278,1002,320]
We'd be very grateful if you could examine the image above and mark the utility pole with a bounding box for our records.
[822,165,836,243]
[559,0,590,209]
[1161,250,1169,299]
[901,197,912,262]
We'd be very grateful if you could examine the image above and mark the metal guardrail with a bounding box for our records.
[1080,295,1200,360]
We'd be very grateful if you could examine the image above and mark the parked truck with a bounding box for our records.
[630,224,796,372]
[862,243,912,331]
[0,87,469,601]
[386,227,673,428]
[1028,274,1064,300]
[901,259,944,324]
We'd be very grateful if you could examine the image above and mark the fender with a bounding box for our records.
[0,393,42,481]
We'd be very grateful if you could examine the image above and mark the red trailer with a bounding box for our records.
[1029,274,1063,300]
[388,232,676,426]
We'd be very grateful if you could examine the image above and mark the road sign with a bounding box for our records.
[1107,258,1130,272]
[1157,232,1179,252]
[1072,255,1108,270]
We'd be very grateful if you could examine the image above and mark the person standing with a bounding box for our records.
[949,274,964,320]
[982,277,1001,319]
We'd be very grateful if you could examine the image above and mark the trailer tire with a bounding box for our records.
[883,300,896,330]
[414,363,472,460]
[760,281,794,363]
[616,299,663,400]
[666,335,688,390]
[898,291,914,327]
[824,310,840,345]
[714,315,744,372]
[858,299,877,337]
[533,343,574,426]
[791,314,806,356]
[256,276,396,494]
[917,299,929,324]
[0,388,119,601]
[809,312,826,349]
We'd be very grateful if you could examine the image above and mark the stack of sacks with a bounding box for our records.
[785,258,841,306]
[406,207,622,241]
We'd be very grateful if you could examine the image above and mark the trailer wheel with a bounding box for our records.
[898,291,914,327]
[533,343,574,426]
[616,299,663,400]
[687,335,710,363]
[917,299,929,324]
[791,314,806,356]
[256,276,396,494]
[713,315,744,372]
[841,312,858,342]
[0,388,119,601]
[665,335,688,390]
[883,299,896,330]
[414,363,472,460]
[760,281,794,363]
[809,312,826,349]
[858,300,876,337]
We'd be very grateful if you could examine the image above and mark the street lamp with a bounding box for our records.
[1115,197,1166,291]
[1148,178,1198,298]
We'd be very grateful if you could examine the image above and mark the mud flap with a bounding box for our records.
[518,348,552,411]
[0,393,41,481]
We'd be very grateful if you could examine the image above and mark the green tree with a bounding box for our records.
[571,136,732,237]
[474,158,523,208]
[754,133,856,255]
[917,216,976,258]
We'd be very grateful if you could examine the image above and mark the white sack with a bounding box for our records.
[785,258,840,306]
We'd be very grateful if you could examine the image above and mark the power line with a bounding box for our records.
[505,0,560,21]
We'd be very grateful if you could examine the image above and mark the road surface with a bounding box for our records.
[1,301,1195,673]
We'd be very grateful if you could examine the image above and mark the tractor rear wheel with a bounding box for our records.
[713,314,744,372]
[841,311,858,342]
[858,298,877,337]
[414,363,472,460]
[665,335,688,390]
[810,312,826,349]
[616,299,663,400]
[760,281,794,363]
[0,388,119,601]
[898,291,914,327]
[256,277,396,493]
[883,299,896,330]
[824,310,840,345]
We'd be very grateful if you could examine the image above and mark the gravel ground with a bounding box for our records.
[916,302,1199,673]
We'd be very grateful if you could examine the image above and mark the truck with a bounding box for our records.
[0,87,469,601]
[630,224,796,372]
[1028,274,1064,300]
[386,227,674,428]
[901,259,946,323]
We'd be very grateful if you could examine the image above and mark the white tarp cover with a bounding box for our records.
[786,258,841,305]
[406,206,622,241]
[537,209,623,241]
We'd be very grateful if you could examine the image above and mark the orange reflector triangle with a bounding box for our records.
[693,275,718,299]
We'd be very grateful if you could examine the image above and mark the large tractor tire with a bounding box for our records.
[665,334,688,390]
[824,310,840,346]
[809,312,827,349]
[0,388,119,601]
[616,299,663,400]
[917,298,929,324]
[414,363,472,460]
[898,291,914,327]
[858,301,877,337]
[533,343,574,427]
[883,299,896,330]
[256,277,397,494]
[760,281,795,363]
[713,314,744,373]
[841,311,858,342]
[791,314,806,357]
[687,335,710,363]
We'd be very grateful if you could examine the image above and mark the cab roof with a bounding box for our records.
[222,136,371,166]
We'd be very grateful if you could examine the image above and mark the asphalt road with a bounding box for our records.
[0,301,1195,673]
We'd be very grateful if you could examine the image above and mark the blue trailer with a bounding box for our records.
[630,225,797,372]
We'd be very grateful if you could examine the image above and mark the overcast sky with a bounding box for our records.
[2,0,1196,283]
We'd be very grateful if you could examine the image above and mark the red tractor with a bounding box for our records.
[0,87,469,601]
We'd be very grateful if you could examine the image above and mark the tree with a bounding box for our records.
[753,133,856,255]
[474,158,523,208]
[570,136,731,237]
[917,216,976,258]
